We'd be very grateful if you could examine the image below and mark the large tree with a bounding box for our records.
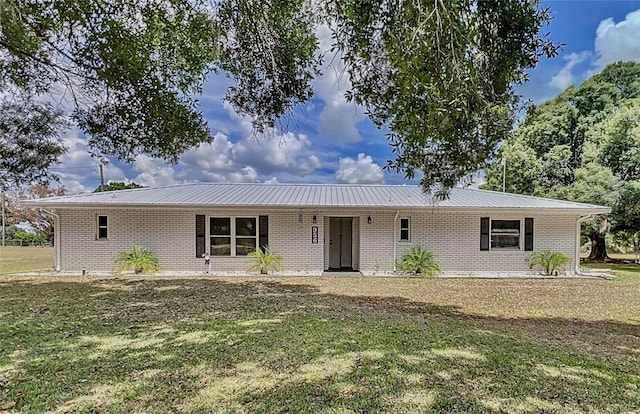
[483,62,640,260]
[1,0,558,192]
[0,99,68,190]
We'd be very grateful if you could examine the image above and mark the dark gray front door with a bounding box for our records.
[329,217,353,269]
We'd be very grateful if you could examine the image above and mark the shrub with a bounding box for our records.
[247,246,282,275]
[114,246,161,274]
[528,250,572,276]
[396,246,440,277]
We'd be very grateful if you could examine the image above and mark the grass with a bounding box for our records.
[582,261,640,282]
[1,275,639,413]
[0,246,54,274]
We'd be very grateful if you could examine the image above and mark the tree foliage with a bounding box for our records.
[2,185,67,242]
[1,0,559,192]
[483,62,640,257]
[0,99,68,190]
[329,0,558,192]
[93,182,145,192]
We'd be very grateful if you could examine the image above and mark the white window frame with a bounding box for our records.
[96,215,108,240]
[209,216,259,257]
[490,218,521,250]
[399,218,410,241]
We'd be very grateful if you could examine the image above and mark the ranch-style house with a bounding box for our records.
[23,183,610,276]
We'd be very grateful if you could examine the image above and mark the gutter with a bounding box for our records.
[40,209,61,272]
[393,210,399,271]
[575,214,593,276]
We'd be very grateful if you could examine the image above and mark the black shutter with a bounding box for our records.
[196,215,206,257]
[259,215,269,251]
[524,218,534,251]
[480,217,490,251]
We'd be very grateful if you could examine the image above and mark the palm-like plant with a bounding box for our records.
[396,245,440,277]
[114,245,161,274]
[528,250,572,276]
[247,246,283,275]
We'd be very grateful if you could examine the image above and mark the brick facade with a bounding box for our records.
[56,208,581,276]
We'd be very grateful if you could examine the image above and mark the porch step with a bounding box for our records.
[321,271,363,277]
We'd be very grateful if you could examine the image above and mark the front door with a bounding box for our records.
[329,217,353,269]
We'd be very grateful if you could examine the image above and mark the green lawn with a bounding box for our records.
[0,247,54,274]
[1,275,639,413]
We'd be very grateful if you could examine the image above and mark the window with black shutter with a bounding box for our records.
[195,215,205,257]
[524,218,534,251]
[480,217,489,250]
[259,215,269,251]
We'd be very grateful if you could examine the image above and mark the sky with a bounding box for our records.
[49,0,640,194]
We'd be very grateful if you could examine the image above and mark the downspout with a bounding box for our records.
[575,214,594,275]
[40,209,60,272]
[393,210,399,271]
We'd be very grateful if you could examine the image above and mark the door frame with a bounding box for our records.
[325,216,358,271]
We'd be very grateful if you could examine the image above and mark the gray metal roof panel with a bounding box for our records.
[21,182,610,212]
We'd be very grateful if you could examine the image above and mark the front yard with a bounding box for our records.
[1,274,639,413]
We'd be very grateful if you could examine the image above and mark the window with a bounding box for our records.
[235,217,257,255]
[210,217,231,256]
[491,219,520,249]
[97,215,108,239]
[209,216,260,256]
[400,218,410,241]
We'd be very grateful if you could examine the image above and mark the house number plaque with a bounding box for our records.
[311,226,318,244]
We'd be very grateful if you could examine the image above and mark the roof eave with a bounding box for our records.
[20,202,612,215]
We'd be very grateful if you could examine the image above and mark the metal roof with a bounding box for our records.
[21,183,611,213]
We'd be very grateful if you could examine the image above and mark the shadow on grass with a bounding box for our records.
[0,277,639,413]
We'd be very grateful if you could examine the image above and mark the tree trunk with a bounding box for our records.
[588,232,609,261]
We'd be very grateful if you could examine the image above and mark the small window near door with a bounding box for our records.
[97,215,108,239]
[400,218,410,241]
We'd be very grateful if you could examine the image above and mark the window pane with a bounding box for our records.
[98,216,108,227]
[491,220,520,249]
[211,218,230,235]
[236,218,256,236]
[236,238,256,256]
[400,218,409,229]
[98,227,108,239]
[210,237,231,256]
[400,229,409,241]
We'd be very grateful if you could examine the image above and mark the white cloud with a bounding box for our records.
[335,153,384,184]
[549,51,591,90]
[313,24,363,144]
[176,129,321,184]
[594,9,640,70]
[233,133,321,176]
[132,155,178,187]
[52,129,122,193]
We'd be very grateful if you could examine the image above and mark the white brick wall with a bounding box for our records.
[57,208,581,276]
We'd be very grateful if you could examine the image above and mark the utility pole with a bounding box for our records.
[98,157,107,192]
[501,156,506,193]
[1,192,6,247]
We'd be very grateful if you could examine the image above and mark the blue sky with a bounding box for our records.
[51,1,640,193]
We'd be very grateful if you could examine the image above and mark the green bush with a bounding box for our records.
[114,246,161,274]
[247,246,283,275]
[14,230,48,244]
[528,250,572,276]
[396,246,441,277]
